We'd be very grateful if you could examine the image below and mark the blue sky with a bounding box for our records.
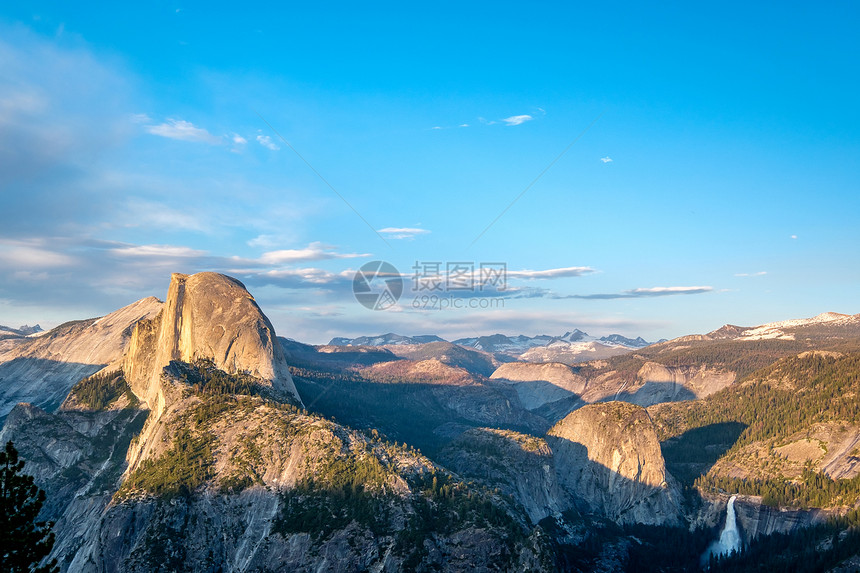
[1,2,858,343]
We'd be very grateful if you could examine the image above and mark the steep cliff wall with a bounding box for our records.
[489,362,587,411]
[0,297,162,417]
[122,272,302,415]
[438,428,568,524]
[547,401,681,525]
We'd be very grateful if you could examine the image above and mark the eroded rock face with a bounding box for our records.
[547,401,681,525]
[490,362,587,411]
[731,496,828,545]
[0,397,148,570]
[632,362,735,403]
[123,272,302,412]
[438,428,568,524]
[0,297,163,417]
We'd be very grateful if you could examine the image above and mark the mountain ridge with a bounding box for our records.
[3,279,860,572]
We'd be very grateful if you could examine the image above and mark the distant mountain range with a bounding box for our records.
[328,329,658,364]
[328,329,655,350]
[0,323,43,339]
[328,333,446,346]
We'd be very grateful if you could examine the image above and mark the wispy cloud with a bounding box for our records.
[254,267,354,286]
[0,239,76,268]
[600,156,613,163]
[567,286,714,300]
[110,244,207,258]
[256,134,280,150]
[377,227,431,240]
[145,119,222,144]
[232,134,247,145]
[257,242,369,264]
[735,271,767,277]
[507,266,596,279]
[501,114,533,126]
[122,198,210,232]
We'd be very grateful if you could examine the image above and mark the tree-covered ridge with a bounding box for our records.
[116,360,303,499]
[167,358,265,396]
[67,370,135,410]
[652,352,860,448]
[593,331,860,384]
[117,358,535,564]
[117,426,215,499]
[650,352,860,507]
[697,469,860,510]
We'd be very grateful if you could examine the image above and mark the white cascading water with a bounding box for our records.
[702,495,741,565]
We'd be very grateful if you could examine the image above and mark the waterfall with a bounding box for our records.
[702,495,741,565]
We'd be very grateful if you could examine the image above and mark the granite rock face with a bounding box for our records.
[547,401,681,525]
[123,272,302,413]
[0,297,162,417]
[438,428,568,524]
[631,361,735,403]
[440,402,682,527]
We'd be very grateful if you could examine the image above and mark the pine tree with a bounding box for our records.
[0,441,58,573]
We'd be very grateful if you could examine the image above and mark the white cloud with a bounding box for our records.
[377,227,431,240]
[735,271,767,277]
[129,113,151,124]
[256,134,280,151]
[257,267,354,285]
[232,134,247,145]
[0,91,48,123]
[122,198,209,232]
[0,240,75,268]
[600,156,613,163]
[247,235,279,248]
[791,235,798,239]
[501,114,533,126]
[110,244,206,257]
[145,119,222,144]
[507,266,596,279]
[567,286,714,300]
[459,124,469,128]
[628,286,713,295]
[258,242,369,264]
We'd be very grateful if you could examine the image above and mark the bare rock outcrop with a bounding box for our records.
[123,272,302,414]
[735,498,826,542]
[630,361,735,403]
[547,401,681,525]
[0,297,162,417]
[438,428,568,524]
[490,362,587,411]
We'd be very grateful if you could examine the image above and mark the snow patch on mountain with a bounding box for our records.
[738,313,858,341]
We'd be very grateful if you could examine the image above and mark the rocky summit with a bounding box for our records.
[122,272,302,412]
[547,402,681,525]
